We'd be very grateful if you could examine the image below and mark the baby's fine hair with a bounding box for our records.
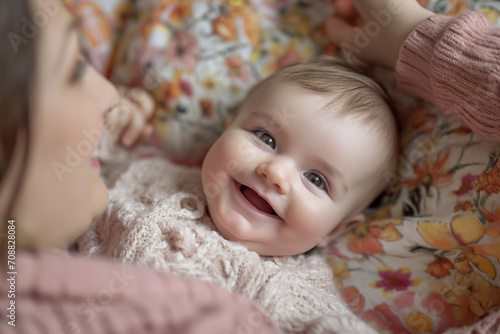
[244,54,399,193]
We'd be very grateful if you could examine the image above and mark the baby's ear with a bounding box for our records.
[317,213,365,248]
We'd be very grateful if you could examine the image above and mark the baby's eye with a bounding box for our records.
[255,130,275,149]
[70,54,88,84]
[304,172,327,190]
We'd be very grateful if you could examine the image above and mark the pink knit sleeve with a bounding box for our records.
[396,11,500,141]
[0,253,280,334]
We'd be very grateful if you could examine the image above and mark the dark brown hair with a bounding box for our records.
[0,0,36,262]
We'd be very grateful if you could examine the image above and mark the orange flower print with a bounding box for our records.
[404,312,432,333]
[483,207,500,237]
[445,0,469,17]
[404,150,453,190]
[212,0,260,46]
[280,7,311,36]
[475,165,500,195]
[421,292,458,331]
[164,31,200,69]
[348,224,383,254]
[454,200,473,212]
[167,3,193,26]
[417,213,498,279]
[425,257,455,279]
[225,56,252,83]
[212,15,237,42]
[341,286,365,314]
[370,219,403,240]
[158,70,193,100]
[347,219,402,255]
[452,173,475,196]
[407,104,437,135]
[362,303,409,334]
[385,291,458,333]
[432,272,500,325]
[200,99,213,118]
[452,125,473,136]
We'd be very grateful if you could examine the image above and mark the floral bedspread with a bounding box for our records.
[322,68,500,332]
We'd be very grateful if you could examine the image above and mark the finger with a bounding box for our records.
[137,124,154,143]
[120,109,146,147]
[325,16,356,45]
[127,87,156,119]
[105,102,132,142]
[333,0,359,20]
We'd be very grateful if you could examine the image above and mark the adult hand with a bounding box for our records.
[105,87,155,147]
[326,0,434,69]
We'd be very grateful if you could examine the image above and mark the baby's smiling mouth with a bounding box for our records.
[239,184,278,216]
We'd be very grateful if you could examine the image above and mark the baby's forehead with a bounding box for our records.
[239,81,385,138]
[242,85,340,117]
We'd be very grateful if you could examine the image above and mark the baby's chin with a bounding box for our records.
[207,206,243,242]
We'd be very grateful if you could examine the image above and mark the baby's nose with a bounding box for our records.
[255,158,293,194]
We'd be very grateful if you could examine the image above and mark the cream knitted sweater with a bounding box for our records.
[78,156,376,334]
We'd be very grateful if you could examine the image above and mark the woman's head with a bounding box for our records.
[0,0,118,252]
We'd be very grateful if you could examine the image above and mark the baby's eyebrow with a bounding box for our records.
[250,110,271,122]
[318,157,348,195]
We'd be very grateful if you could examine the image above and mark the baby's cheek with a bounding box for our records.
[219,133,256,172]
[291,201,338,236]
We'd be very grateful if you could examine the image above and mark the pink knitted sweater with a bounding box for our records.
[0,252,279,334]
[397,11,500,142]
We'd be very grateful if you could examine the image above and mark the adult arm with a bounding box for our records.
[397,12,500,141]
[0,253,280,334]
[327,0,500,141]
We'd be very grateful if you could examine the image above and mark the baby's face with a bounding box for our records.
[201,83,386,255]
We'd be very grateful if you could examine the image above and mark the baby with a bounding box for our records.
[202,55,398,256]
[79,55,397,333]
